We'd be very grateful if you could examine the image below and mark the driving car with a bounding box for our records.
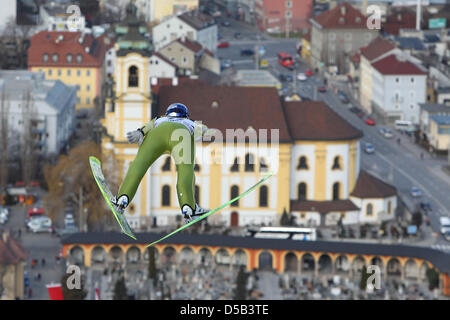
[318,86,327,93]
[410,187,422,198]
[378,128,394,138]
[234,32,241,39]
[419,201,432,212]
[65,213,75,227]
[350,106,362,114]
[240,48,254,56]
[364,143,375,154]
[305,69,313,77]
[297,73,307,81]
[217,41,230,48]
[220,59,233,70]
[279,74,293,82]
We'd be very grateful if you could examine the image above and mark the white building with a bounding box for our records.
[148,52,178,79]
[0,71,77,156]
[371,53,427,124]
[152,10,217,53]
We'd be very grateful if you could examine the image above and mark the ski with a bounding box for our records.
[146,171,274,247]
[89,156,137,240]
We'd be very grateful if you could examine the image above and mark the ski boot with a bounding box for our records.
[110,195,129,215]
[182,203,209,224]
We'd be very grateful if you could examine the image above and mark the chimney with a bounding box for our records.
[172,77,178,86]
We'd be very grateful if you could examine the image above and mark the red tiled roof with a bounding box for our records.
[371,54,427,75]
[177,10,215,30]
[176,38,214,57]
[290,199,359,213]
[28,31,109,68]
[150,77,207,95]
[157,83,292,142]
[282,100,363,141]
[152,52,178,68]
[360,36,396,61]
[350,170,397,198]
[311,2,367,29]
[382,11,417,36]
[0,232,27,265]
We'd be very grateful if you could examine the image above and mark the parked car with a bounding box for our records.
[410,187,422,198]
[419,201,432,212]
[364,143,375,154]
[378,128,394,138]
[217,41,230,48]
[297,73,307,81]
[365,117,376,126]
[279,74,293,82]
[240,48,254,56]
[305,69,313,77]
[357,111,366,118]
[318,86,327,93]
[349,106,362,114]
[338,91,350,104]
[234,32,241,39]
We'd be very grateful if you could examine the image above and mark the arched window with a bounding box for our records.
[162,185,170,206]
[298,183,307,201]
[230,185,239,207]
[245,153,254,172]
[366,203,373,216]
[297,156,308,170]
[195,185,200,204]
[259,185,268,207]
[162,157,171,171]
[332,182,340,200]
[332,156,342,170]
[259,157,268,172]
[230,157,239,172]
[128,66,138,87]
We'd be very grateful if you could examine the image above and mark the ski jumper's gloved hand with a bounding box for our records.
[126,128,145,146]
[193,122,219,142]
[127,118,157,146]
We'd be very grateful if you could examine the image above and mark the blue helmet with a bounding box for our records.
[165,103,189,118]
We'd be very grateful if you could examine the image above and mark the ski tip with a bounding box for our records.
[89,156,100,163]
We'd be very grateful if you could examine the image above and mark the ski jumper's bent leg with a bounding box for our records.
[117,124,170,202]
[169,123,196,211]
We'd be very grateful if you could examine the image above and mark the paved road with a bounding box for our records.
[216,18,450,250]
[2,189,64,300]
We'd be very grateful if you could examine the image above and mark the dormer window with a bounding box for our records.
[211,101,219,108]
[43,53,49,63]
[355,17,361,23]
[66,53,73,63]
[339,17,345,24]
[76,54,83,63]
[52,53,59,63]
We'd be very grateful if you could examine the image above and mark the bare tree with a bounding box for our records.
[20,90,38,185]
[0,88,9,191]
[43,141,117,231]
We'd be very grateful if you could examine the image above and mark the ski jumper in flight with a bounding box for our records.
[111,103,214,223]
